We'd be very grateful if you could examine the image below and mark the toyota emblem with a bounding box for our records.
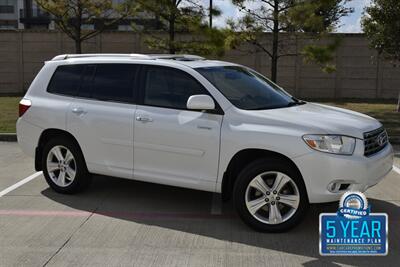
[377,132,386,146]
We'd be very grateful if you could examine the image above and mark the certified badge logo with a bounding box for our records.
[338,192,370,219]
[319,191,388,256]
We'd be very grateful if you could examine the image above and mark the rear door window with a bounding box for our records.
[92,64,137,103]
[77,64,137,103]
[78,65,96,98]
[47,65,84,96]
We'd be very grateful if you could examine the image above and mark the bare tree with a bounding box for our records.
[36,0,137,53]
[136,0,225,56]
[228,0,353,82]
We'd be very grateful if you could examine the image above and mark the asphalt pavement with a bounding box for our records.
[0,142,399,267]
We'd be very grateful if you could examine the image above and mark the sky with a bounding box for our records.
[207,0,371,33]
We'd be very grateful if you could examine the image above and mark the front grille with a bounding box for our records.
[363,127,388,157]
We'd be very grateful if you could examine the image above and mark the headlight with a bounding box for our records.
[302,135,356,155]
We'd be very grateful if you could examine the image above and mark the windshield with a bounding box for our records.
[196,66,297,110]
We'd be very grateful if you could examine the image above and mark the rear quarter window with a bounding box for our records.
[47,65,84,96]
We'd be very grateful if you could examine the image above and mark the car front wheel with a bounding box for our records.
[234,158,308,232]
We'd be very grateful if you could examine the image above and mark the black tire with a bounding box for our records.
[42,136,92,194]
[233,158,308,232]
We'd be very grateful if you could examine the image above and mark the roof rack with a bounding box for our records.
[51,54,152,61]
[150,54,205,61]
[51,53,205,61]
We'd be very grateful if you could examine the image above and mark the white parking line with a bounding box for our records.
[0,171,42,197]
[393,165,400,175]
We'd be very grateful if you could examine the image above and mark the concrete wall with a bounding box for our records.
[0,30,399,99]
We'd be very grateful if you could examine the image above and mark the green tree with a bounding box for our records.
[35,0,137,53]
[227,0,353,82]
[362,0,400,111]
[362,0,400,61]
[136,0,226,56]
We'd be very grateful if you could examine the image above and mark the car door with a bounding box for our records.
[133,65,223,190]
[67,63,137,179]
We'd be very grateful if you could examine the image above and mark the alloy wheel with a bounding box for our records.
[245,171,300,225]
[46,145,77,187]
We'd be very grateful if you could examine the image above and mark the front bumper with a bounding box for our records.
[293,139,394,203]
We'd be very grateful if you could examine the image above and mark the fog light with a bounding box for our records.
[328,181,353,193]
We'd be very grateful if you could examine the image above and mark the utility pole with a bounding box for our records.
[209,0,213,28]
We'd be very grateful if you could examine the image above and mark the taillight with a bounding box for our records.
[19,98,31,117]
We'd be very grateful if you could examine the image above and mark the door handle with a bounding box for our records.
[136,116,153,122]
[71,107,86,115]
[197,125,212,130]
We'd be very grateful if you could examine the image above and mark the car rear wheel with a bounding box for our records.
[234,158,308,232]
[42,137,91,194]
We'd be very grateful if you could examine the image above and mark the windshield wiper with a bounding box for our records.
[287,97,306,107]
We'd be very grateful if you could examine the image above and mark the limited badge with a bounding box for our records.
[319,191,388,256]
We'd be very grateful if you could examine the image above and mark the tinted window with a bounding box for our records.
[47,65,84,96]
[78,65,96,98]
[92,64,136,102]
[144,66,207,109]
[196,66,295,110]
[77,64,136,103]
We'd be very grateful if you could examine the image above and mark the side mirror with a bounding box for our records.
[187,95,215,111]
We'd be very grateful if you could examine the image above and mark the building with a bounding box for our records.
[0,0,52,29]
[19,0,52,29]
[0,0,22,29]
[0,0,160,31]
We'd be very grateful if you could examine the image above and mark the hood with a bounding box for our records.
[244,102,382,139]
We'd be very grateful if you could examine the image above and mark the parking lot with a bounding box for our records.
[0,142,399,267]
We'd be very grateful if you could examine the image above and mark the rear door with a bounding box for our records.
[67,63,137,179]
[133,65,223,190]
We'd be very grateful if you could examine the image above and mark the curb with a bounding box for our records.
[0,133,17,142]
[1,133,399,145]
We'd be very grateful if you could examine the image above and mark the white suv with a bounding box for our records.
[17,54,394,232]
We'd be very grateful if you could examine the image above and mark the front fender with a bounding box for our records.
[216,121,313,192]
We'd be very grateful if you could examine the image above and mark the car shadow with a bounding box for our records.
[41,175,399,266]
